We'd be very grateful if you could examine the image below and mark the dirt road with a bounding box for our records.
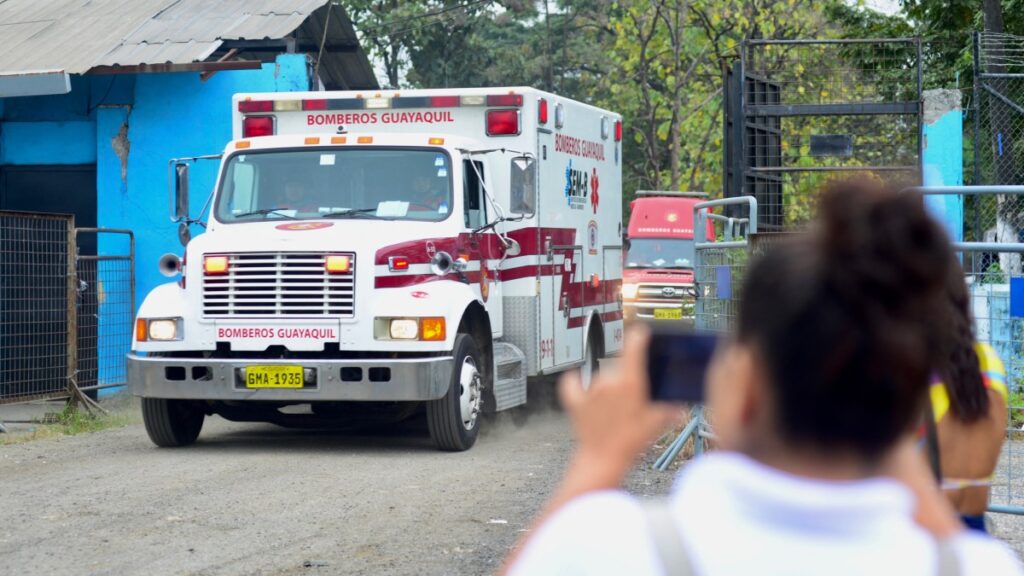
[6,401,1020,576]
[0,401,674,576]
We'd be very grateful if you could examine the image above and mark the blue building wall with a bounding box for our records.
[0,54,311,308]
[0,55,312,393]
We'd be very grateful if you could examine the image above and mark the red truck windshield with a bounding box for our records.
[625,238,695,269]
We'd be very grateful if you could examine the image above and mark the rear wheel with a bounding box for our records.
[141,398,205,447]
[427,334,484,451]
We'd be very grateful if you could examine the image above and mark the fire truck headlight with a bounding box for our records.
[146,318,183,341]
[389,319,419,340]
[621,283,639,299]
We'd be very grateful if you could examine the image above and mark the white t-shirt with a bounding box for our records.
[510,452,1022,576]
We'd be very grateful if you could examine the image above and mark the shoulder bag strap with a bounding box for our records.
[641,499,696,576]
[936,538,961,576]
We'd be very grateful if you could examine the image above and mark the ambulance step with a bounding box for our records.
[492,342,527,411]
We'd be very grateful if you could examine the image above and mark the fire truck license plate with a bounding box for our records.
[653,308,684,320]
[245,366,304,388]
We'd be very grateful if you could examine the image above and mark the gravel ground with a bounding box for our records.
[1,396,1020,576]
[0,393,676,576]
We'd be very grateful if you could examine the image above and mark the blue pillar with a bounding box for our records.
[921,88,964,243]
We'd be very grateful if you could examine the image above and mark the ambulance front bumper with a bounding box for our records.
[127,354,453,401]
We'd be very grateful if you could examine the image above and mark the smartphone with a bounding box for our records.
[646,325,719,403]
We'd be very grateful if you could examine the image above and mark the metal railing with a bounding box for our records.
[655,197,757,470]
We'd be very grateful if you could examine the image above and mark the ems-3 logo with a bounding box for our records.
[564,159,590,211]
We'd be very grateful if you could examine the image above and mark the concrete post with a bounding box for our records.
[921,88,964,243]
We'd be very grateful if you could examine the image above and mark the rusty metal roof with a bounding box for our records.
[0,0,377,89]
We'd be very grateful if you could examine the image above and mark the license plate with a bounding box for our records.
[245,365,304,389]
[653,308,684,320]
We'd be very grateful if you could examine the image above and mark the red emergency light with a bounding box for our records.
[614,120,622,142]
[538,98,549,125]
[430,95,460,107]
[486,94,523,107]
[302,99,328,110]
[486,110,520,136]
[242,116,275,138]
[238,100,273,113]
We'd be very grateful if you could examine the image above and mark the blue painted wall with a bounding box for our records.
[1,55,312,393]
[921,90,964,243]
[101,54,311,313]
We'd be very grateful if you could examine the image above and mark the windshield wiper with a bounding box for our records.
[322,208,382,219]
[233,207,297,220]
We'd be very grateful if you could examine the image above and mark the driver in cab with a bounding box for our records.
[411,169,449,214]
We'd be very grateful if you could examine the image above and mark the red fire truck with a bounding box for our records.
[622,192,710,321]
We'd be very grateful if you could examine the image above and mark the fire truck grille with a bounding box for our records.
[202,252,355,317]
[637,284,697,301]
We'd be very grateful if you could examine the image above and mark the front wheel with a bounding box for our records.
[581,326,602,391]
[141,398,205,447]
[427,334,485,451]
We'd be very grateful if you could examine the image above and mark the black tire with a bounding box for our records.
[427,334,485,451]
[141,398,205,447]
[581,324,603,391]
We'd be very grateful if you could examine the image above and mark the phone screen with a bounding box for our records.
[646,327,718,403]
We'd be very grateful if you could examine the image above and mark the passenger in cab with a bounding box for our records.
[503,179,1022,576]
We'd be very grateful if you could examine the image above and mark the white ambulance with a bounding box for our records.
[128,87,624,451]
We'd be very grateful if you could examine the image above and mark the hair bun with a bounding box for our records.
[816,178,950,312]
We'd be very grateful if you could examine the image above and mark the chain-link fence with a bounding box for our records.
[970,33,1024,283]
[0,213,135,408]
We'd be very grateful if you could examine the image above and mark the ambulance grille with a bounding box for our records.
[202,252,355,317]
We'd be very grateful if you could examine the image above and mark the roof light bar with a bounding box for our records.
[486,94,523,107]
[238,100,272,113]
[274,100,301,112]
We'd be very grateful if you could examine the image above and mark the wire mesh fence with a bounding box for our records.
[74,229,134,394]
[0,213,135,407]
[970,33,1024,279]
[0,212,75,404]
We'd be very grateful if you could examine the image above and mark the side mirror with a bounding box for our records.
[174,163,190,221]
[504,238,522,257]
[510,155,536,216]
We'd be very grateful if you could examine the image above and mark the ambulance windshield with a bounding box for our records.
[625,238,694,269]
[215,148,453,223]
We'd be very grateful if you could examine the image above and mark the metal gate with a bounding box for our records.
[0,211,134,407]
[726,39,923,230]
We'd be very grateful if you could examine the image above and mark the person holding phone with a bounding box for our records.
[503,180,1021,575]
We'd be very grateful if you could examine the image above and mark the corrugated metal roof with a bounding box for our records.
[0,0,377,89]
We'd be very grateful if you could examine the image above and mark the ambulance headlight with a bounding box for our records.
[621,283,639,299]
[145,318,183,341]
[389,319,419,340]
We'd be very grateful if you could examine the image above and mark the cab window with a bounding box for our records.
[463,160,487,229]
